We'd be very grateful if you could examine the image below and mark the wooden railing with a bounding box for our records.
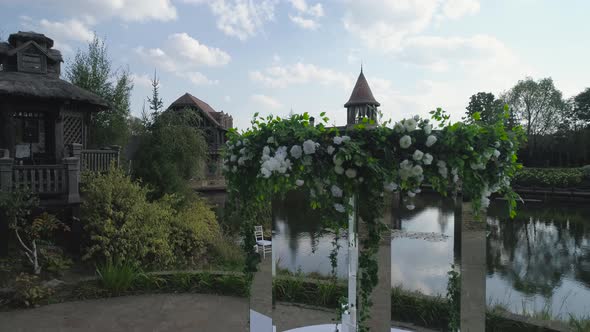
[80,147,120,172]
[1,152,80,204]
[12,164,67,194]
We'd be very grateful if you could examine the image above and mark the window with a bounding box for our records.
[18,51,47,74]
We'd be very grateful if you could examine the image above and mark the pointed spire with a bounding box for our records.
[344,68,380,108]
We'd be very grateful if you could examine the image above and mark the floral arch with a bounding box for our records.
[223,108,524,331]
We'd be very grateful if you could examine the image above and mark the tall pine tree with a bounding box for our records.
[147,69,163,124]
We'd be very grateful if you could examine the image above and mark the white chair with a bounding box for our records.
[254,225,272,259]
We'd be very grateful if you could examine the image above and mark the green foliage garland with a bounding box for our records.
[224,109,524,331]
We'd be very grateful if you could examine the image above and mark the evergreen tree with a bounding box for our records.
[147,69,164,123]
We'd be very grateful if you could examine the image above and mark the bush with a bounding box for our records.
[81,168,175,268]
[81,167,225,270]
[96,260,139,294]
[12,273,54,307]
[169,198,222,267]
[513,168,585,187]
[582,165,590,179]
[40,247,73,276]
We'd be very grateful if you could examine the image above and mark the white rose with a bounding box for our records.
[345,168,357,179]
[333,155,344,166]
[423,124,432,135]
[290,145,303,159]
[404,118,417,132]
[408,191,416,198]
[238,157,245,165]
[295,179,304,186]
[331,185,343,197]
[494,141,500,148]
[327,146,336,155]
[335,165,344,174]
[393,122,405,133]
[267,137,275,144]
[236,140,242,147]
[232,165,238,172]
[426,135,437,147]
[413,150,424,161]
[384,182,398,192]
[493,149,500,158]
[263,146,271,156]
[342,136,351,142]
[411,165,423,177]
[437,160,446,168]
[400,135,412,149]
[439,166,448,178]
[406,204,415,210]
[423,153,433,165]
[303,140,317,154]
[333,136,343,145]
[230,154,237,162]
[413,115,420,121]
[334,203,346,213]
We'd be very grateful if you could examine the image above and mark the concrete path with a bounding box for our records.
[0,293,249,332]
[273,302,338,332]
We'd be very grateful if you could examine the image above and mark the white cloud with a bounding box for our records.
[135,33,230,71]
[441,0,480,19]
[342,0,480,52]
[251,94,283,110]
[288,0,323,29]
[135,33,228,86]
[19,16,93,54]
[289,15,320,30]
[16,0,177,23]
[184,0,277,40]
[180,71,219,85]
[166,33,231,66]
[250,62,352,89]
[130,73,154,89]
[289,0,324,17]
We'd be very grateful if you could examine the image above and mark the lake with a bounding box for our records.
[271,192,590,319]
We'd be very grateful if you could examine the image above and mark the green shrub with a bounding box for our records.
[513,168,585,187]
[40,247,73,276]
[13,273,54,307]
[582,165,590,180]
[81,168,224,270]
[169,198,222,267]
[81,168,175,268]
[96,260,139,294]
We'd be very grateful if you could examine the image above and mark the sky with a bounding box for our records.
[1,0,589,130]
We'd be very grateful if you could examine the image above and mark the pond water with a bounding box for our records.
[270,192,590,319]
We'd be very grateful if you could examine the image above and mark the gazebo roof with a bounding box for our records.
[344,69,380,108]
[0,72,108,108]
[8,31,54,48]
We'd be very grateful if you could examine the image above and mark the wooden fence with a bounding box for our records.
[81,148,120,172]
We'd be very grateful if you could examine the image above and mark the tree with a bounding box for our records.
[132,109,208,198]
[147,69,164,122]
[66,34,133,147]
[0,190,69,274]
[502,77,567,151]
[463,92,511,126]
[573,88,590,126]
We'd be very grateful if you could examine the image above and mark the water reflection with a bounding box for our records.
[270,191,590,318]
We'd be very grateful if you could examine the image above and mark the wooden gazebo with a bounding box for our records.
[0,31,119,203]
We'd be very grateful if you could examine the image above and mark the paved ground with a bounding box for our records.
[251,255,273,317]
[274,302,338,331]
[0,293,249,332]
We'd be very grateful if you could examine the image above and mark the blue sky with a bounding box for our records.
[1,0,589,130]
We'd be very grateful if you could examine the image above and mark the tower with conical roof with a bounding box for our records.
[344,67,380,125]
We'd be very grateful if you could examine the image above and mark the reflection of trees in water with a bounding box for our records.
[487,201,590,297]
[272,190,328,254]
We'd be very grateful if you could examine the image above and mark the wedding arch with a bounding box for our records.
[223,108,524,332]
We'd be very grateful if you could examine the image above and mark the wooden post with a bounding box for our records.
[54,109,64,161]
[63,157,80,204]
[0,152,13,257]
[460,198,486,332]
[70,143,82,181]
[0,154,13,192]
